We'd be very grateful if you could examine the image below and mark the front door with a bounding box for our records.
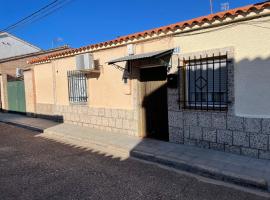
[139,66,168,141]
[7,80,26,113]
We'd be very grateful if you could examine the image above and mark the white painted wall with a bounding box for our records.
[0,33,40,59]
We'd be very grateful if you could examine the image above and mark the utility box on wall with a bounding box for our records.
[127,44,135,55]
[167,74,178,88]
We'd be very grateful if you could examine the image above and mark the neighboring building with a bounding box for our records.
[26,1,270,159]
[0,45,70,114]
[0,32,41,59]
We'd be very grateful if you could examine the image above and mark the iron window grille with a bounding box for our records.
[67,70,88,103]
[179,53,228,111]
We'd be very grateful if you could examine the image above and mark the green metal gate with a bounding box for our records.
[7,80,26,113]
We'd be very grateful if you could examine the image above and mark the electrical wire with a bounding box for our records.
[5,0,74,33]
[0,0,60,32]
[0,0,73,33]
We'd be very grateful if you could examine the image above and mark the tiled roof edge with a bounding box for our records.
[29,1,270,64]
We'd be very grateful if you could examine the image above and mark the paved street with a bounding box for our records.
[0,123,269,200]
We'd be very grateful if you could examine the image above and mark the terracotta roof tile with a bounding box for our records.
[29,1,270,64]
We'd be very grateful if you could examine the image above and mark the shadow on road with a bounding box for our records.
[0,122,269,200]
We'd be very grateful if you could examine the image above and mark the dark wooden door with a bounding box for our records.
[140,66,168,141]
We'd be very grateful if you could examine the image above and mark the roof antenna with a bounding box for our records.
[221,2,230,11]
[52,37,63,48]
[210,0,214,14]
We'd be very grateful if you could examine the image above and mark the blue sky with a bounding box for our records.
[0,0,261,49]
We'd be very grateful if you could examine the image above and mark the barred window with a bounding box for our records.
[67,71,88,103]
[181,53,228,111]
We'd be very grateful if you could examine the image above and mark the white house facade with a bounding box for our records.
[0,32,41,60]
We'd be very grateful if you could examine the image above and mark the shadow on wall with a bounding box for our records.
[168,55,270,117]
[1,56,267,199]
[141,81,169,141]
[135,65,169,141]
[35,113,64,123]
[86,70,101,79]
[165,55,270,160]
[235,57,270,117]
[85,59,102,79]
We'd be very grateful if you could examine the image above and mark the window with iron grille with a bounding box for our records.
[67,71,88,103]
[180,53,228,111]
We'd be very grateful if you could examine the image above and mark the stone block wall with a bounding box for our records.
[168,81,270,160]
[36,103,138,136]
[168,48,270,160]
[168,101,270,160]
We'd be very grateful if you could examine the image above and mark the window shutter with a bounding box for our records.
[207,63,226,92]
[184,56,228,108]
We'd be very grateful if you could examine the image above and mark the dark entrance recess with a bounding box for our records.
[140,66,169,141]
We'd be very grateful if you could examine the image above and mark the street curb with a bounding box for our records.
[130,150,268,191]
[41,130,269,192]
[0,120,44,132]
[40,131,130,158]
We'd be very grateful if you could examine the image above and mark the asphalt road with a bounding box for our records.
[0,122,269,200]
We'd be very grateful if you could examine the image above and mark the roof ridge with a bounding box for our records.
[29,1,270,64]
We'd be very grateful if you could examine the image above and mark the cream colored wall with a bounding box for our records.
[53,57,76,106]
[135,36,174,54]
[0,75,4,109]
[34,57,76,106]
[172,16,270,117]
[173,17,270,60]
[0,74,7,110]
[24,70,36,113]
[89,46,132,109]
[33,49,134,109]
[34,62,54,104]
[32,15,270,116]
[88,36,175,109]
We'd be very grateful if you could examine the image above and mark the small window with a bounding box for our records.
[181,54,228,111]
[67,71,88,103]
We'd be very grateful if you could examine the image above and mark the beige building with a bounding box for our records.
[0,46,70,114]
[25,2,270,159]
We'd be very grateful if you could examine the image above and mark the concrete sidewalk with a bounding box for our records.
[0,112,59,132]
[41,123,270,192]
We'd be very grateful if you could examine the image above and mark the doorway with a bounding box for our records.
[139,66,168,141]
[7,79,26,114]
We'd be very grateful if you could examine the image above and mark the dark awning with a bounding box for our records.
[108,49,174,65]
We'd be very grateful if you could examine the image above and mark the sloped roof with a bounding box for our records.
[0,32,41,51]
[0,45,70,63]
[30,1,270,64]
